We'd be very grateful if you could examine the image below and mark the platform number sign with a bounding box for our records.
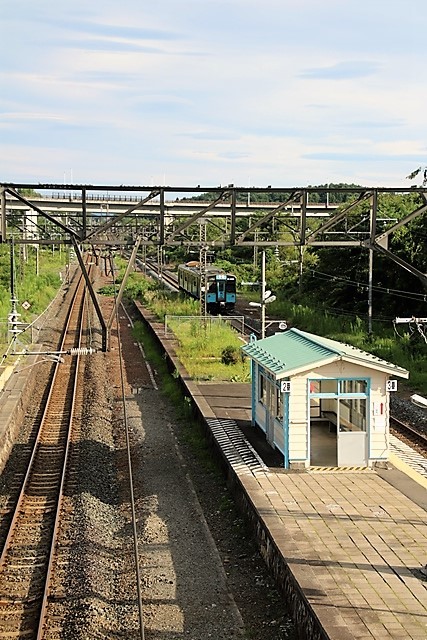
[280,380,291,393]
[386,380,398,392]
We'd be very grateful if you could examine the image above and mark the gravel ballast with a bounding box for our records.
[2,265,424,639]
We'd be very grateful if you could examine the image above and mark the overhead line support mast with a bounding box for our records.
[2,182,426,349]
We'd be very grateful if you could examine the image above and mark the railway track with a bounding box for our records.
[0,269,90,639]
[390,415,427,458]
[136,258,179,291]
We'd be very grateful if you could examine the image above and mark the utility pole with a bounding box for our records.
[368,191,377,334]
[157,245,163,281]
[249,251,277,338]
[8,238,20,352]
[199,220,207,317]
[254,228,258,270]
[261,250,266,339]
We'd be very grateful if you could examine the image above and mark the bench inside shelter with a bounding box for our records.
[321,411,357,433]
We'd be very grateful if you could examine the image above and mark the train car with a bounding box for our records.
[177,262,237,313]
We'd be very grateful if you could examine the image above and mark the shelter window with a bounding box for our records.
[276,387,283,420]
[339,398,367,431]
[340,379,367,395]
[319,379,338,394]
[259,373,267,405]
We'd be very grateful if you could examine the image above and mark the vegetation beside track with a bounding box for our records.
[167,317,249,381]
[0,244,67,352]
[101,264,250,382]
[136,287,249,382]
[3,242,421,391]
[264,297,426,393]
[116,265,426,392]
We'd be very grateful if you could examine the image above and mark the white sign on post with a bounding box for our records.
[386,380,398,392]
[280,380,291,393]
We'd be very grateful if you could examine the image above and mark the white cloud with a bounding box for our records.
[1,0,426,188]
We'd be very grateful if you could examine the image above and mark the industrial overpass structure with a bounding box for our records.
[1,182,426,350]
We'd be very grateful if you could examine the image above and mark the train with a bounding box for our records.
[177,262,237,313]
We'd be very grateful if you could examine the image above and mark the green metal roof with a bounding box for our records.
[241,328,409,379]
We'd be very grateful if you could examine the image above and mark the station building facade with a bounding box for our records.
[241,329,409,469]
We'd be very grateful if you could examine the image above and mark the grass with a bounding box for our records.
[0,247,67,353]
[120,268,425,392]
[168,318,250,382]
[122,270,250,382]
[131,320,219,474]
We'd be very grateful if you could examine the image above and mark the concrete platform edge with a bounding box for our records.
[388,452,427,490]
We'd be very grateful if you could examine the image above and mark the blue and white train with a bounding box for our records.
[177,262,237,313]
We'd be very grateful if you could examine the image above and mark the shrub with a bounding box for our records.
[221,345,239,365]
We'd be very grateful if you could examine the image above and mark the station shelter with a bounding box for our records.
[241,329,409,469]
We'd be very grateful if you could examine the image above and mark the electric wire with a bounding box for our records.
[308,269,427,301]
[305,301,395,324]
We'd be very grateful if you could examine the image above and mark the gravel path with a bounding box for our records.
[102,297,296,639]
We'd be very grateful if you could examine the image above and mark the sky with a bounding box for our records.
[1,0,427,190]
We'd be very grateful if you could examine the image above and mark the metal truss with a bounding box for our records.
[1,182,426,289]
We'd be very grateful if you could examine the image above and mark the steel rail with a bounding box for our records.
[0,269,88,637]
[111,263,146,640]
[136,258,179,291]
[390,415,427,456]
[36,269,89,639]
[130,262,427,458]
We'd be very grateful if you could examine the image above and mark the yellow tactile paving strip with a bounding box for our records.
[253,471,427,639]
[308,466,374,472]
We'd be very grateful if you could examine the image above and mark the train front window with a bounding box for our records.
[217,280,226,300]
[226,277,236,293]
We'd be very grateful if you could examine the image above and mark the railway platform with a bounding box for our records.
[135,302,427,640]
[1,301,426,639]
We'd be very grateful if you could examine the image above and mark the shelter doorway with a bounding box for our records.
[309,379,368,467]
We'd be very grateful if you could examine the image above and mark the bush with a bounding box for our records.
[221,345,240,365]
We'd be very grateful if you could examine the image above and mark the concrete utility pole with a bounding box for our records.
[261,250,266,339]
[367,191,377,334]
[199,220,208,317]
[8,239,19,351]
[249,251,277,338]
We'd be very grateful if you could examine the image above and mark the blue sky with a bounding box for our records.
[1,0,426,189]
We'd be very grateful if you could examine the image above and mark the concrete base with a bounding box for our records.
[289,461,307,471]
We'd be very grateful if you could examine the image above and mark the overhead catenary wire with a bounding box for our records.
[309,268,427,302]
[308,301,396,324]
